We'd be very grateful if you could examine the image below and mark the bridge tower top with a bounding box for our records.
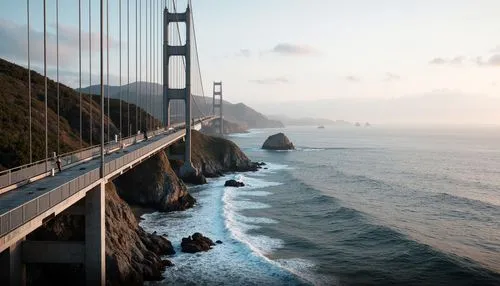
[163,6,196,178]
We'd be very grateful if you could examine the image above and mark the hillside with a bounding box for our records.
[78,82,284,129]
[200,119,248,135]
[0,58,155,169]
[268,115,352,126]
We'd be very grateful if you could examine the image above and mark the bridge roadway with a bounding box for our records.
[0,117,215,253]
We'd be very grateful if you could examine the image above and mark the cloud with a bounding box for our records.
[475,54,500,67]
[384,72,401,82]
[236,49,251,57]
[249,77,290,85]
[429,56,465,65]
[0,19,119,68]
[271,43,318,55]
[345,75,361,83]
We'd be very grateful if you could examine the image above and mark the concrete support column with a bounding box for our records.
[0,239,26,286]
[85,182,105,286]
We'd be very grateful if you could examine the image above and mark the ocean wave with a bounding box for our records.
[221,164,330,285]
[140,175,304,285]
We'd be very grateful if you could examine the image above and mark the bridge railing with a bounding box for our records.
[0,117,211,192]
[0,116,214,192]
[0,124,186,238]
[0,116,216,238]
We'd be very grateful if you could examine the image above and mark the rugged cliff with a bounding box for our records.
[27,183,174,286]
[200,119,248,135]
[105,183,174,285]
[169,130,258,179]
[114,151,195,212]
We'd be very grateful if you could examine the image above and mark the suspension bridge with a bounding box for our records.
[0,0,224,285]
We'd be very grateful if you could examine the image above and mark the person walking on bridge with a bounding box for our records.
[56,156,62,172]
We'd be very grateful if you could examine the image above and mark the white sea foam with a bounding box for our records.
[297,147,326,152]
[140,173,303,285]
[140,162,320,285]
[221,164,331,285]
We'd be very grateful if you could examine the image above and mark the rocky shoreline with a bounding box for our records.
[28,130,261,285]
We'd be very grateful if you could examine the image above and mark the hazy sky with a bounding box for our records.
[1,0,499,122]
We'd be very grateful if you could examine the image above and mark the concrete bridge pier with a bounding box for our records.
[0,239,26,285]
[85,182,106,286]
[0,182,105,286]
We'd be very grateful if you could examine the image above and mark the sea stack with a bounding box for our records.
[262,133,295,150]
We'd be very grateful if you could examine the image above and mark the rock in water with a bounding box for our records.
[181,232,216,253]
[262,133,295,150]
[224,179,245,187]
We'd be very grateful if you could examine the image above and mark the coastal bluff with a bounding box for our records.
[25,131,260,285]
[200,119,248,135]
[114,150,195,212]
[169,130,260,182]
[262,133,295,150]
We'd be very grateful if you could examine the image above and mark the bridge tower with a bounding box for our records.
[163,6,196,177]
[212,82,223,135]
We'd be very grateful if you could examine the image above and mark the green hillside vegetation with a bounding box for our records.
[0,58,158,170]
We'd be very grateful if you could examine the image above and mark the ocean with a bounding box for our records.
[141,126,500,285]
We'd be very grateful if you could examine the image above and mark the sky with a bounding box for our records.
[1,0,499,123]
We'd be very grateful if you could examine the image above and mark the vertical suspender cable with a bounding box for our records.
[155,0,157,127]
[147,0,150,130]
[27,0,32,163]
[155,0,161,127]
[139,0,142,131]
[150,0,153,129]
[79,0,82,148]
[56,0,60,155]
[127,0,131,136]
[89,0,93,146]
[43,0,48,167]
[106,0,109,142]
[119,0,122,141]
[145,0,148,131]
[144,2,151,129]
[135,0,138,134]
[127,0,130,137]
[161,0,163,127]
[152,0,154,129]
[100,0,104,178]
[151,0,157,127]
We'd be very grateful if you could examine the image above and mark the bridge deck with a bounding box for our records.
[0,129,175,214]
[0,128,186,251]
[0,116,215,252]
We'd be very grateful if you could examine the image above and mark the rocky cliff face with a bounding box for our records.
[200,119,248,135]
[105,183,174,285]
[262,133,295,150]
[27,183,174,286]
[114,151,195,212]
[169,130,258,179]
